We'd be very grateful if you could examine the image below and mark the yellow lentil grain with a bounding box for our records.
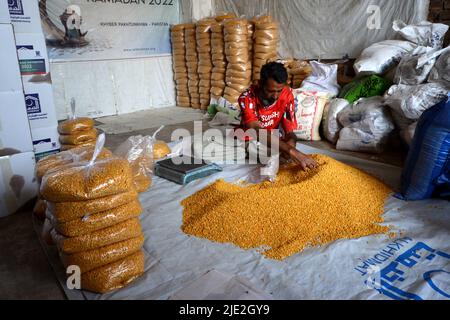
[40,158,134,202]
[61,234,145,273]
[52,218,143,254]
[51,199,142,237]
[59,128,98,146]
[181,154,392,260]
[58,118,95,135]
[81,250,145,294]
[48,190,139,223]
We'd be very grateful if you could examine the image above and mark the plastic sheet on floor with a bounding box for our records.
[38,144,450,300]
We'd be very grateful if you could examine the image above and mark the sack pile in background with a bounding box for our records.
[210,21,227,99]
[185,23,201,109]
[252,16,279,83]
[197,19,215,110]
[223,19,252,105]
[171,24,190,108]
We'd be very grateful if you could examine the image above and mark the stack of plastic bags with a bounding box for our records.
[171,24,190,108]
[185,23,201,109]
[288,60,313,88]
[40,137,145,294]
[223,19,252,105]
[252,16,279,83]
[210,21,226,99]
[58,117,98,151]
[196,18,215,110]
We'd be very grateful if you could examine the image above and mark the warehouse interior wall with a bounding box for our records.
[213,0,430,59]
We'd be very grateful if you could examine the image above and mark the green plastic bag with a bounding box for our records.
[339,75,391,103]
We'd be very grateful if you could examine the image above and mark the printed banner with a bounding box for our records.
[39,0,179,61]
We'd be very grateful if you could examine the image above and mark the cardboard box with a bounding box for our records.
[22,80,58,131]
[15,33,50,77]
[31,125,60,161]
[0,0,11,23]
[0,24,23,93]
[7,0,43,34]
[0,91,34,155]
[0,152,38,217]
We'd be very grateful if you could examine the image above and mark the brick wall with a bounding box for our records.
[428,0,450,46]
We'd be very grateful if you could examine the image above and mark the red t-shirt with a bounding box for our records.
[237,85,297,140]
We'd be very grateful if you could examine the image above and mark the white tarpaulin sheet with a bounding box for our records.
[213,0,429,59]
[38,144,450,300]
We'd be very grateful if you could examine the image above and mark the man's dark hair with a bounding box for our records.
[260,62,288,87]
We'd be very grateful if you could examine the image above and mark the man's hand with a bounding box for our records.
[289,148,318,171]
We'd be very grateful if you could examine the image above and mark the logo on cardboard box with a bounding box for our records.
[25,93,41,114]
[8,0,24,16]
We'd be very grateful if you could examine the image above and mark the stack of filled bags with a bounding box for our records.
[223,19,252,106]
[210,20,227,99]
[171,24,190,108]
[196,18,215,110]
[247,20,255,67]
[58,118,98,151]
[185,24,201,109]
[40,149,145,294]
[289,60,313,88]
[252,16,279,83]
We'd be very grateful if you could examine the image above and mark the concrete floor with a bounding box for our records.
[0,107,407,300]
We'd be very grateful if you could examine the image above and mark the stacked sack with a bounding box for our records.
[196,19,215,110]
[58,118,98,151]
[40,153,145,294]
[253,16,279,83]
[289,60,313,88]
[223,19,252,105]
[171,24,190,108]
[34,145,113,221]
[210,21,227,99]
[185,24,201,109]
[247,20,255,66]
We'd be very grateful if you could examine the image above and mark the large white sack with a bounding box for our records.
[300,61,340,96]
[394,46,436,85]
[338,96,386,128]
[354,40,417,76]
[393,20,449,49]
[428,47,450,89]
[337,115,395,154]
[323,98,350,144]
[383,83,449,120]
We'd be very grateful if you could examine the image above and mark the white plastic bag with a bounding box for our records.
[428,47,450,89]
[383,83,449,120]
[114,135,154,193]
[394,46,436,85]
[323,98,350,144]
[354,40,417,76]
[336,97,395,154]
[393,20,449,49]
[300,61,340,96]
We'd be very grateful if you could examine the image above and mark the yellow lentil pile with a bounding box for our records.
[182,154,392,260]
